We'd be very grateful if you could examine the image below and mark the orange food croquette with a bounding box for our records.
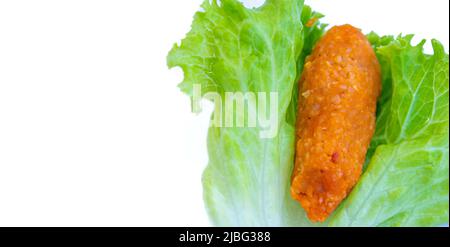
[291,25,381,222]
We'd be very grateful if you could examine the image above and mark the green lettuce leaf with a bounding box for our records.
[169,0,449,227]
[329,35,449,226]
[168,0,324,226]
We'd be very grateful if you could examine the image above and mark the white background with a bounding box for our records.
[0,0,448,226]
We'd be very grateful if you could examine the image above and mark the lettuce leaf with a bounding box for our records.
[168,0,324,226]
[329,35,449,226]
[168,0,449,227]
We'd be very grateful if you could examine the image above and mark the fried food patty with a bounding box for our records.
[291,25,381,222]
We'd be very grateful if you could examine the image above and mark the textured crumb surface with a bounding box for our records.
[291,24,381,223]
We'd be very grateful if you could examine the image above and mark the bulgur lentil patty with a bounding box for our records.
[291,24,381,222]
